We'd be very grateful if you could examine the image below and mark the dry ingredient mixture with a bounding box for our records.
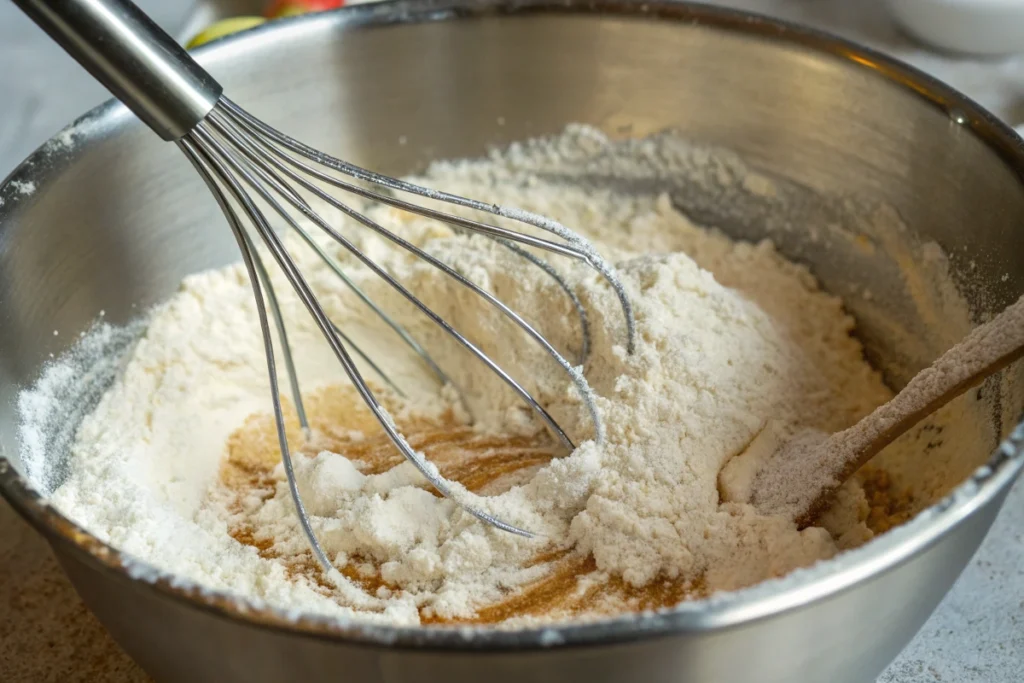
[21,126,992,627]
[723,294,1024,523]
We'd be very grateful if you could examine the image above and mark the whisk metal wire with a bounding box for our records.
[178,97,636,570]
[14,0,637,576]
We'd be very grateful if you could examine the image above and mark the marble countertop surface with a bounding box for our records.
[1,1,1022,681]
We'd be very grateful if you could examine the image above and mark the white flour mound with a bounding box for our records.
[32,126,903,625]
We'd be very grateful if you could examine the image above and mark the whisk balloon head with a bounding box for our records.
[177,97,635,573]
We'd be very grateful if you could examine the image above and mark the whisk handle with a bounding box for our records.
[12,0,223,141]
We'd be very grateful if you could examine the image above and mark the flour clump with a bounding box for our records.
[33,126,932,625]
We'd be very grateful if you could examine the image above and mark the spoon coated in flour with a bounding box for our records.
[720,294,1024,527]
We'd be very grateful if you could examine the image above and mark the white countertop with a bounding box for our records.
[1,1,1022,682]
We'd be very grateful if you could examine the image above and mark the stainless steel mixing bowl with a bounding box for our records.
[2,1,1023,682]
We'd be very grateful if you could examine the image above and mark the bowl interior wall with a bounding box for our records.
[1,6,1022,501]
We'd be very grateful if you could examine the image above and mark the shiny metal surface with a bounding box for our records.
[12,0,222,140]
[182,96,627,556]
[1,1,1024,682]
[21,0,633,554]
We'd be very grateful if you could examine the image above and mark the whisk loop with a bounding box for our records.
[180,99,635,565]
[15,0,635,577]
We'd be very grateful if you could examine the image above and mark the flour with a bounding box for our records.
[20,126,971,625]
[10,179,35,196]
[736,294,1024,524]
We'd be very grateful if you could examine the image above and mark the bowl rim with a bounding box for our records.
[2,0,1024,653]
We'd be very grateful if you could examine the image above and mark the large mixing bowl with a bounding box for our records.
[2,1,1023,682]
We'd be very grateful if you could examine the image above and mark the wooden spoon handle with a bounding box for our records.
[835,295,1024,483]
[794,295,1024,527]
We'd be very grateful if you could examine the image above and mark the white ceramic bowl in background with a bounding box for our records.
[887,0,1024,55]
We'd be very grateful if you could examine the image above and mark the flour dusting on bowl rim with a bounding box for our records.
[1,0,1023,651]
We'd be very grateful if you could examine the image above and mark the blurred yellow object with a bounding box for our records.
[274,6,310,17]
[186,17,267,49]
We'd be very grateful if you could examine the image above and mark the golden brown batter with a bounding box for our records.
[218,385,912,624]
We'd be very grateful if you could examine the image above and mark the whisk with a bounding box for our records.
[16,0,635,571]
